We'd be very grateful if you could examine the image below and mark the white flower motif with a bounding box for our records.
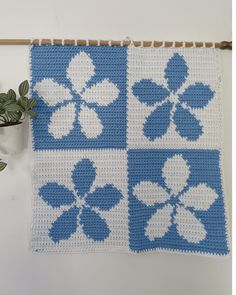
[34,52,120,139]
[133,154,218,243]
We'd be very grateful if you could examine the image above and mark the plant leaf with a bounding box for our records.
[0,161,7,172]
[26,109,37,118]
[2,100,12,107]
[19,80,29,97]
[3,103,22,112]
[7,111,22,122]
[27,98,37,108]
[18,97,28,110]
[8,89,16,101]
[0,93,8,102]
[17,103,25,112]
[0,93,8,101]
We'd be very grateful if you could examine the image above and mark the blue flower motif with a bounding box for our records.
[132,53,214,141]
[39,159,123,243]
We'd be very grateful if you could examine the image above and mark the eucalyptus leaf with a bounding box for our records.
[19,80,29,97]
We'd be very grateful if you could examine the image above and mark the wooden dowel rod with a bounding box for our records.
[0,39,31,45]
[0,39,232,50]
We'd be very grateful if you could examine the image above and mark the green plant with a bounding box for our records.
[0,80,37,126]
[0,159,7,171]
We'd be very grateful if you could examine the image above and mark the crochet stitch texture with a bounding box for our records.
[31,45,229,255]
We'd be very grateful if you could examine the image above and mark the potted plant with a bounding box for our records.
[0,80,37,155]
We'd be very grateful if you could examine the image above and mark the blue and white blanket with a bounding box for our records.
[31,45,229,255]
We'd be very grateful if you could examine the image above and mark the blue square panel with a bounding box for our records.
[128,149,229,255]
[31,46,127,150]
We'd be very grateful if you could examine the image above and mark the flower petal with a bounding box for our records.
[132,79,169,106]
[133,181,170,206]
[175,206,206,243]
[81,79,119,106]
[78,105,103,138]
[80,207,110,241]
[34,78,73,106]
[179,83,214,109]
[86,184,122,211]
[39,182,75,208]
[143,101,173,140]
[179,183,217,210]
[164,53,188,93]
[49,206,79,243]
[67,52,95,94]
[162,154,190,195]
[173,104,203,140]
[48,102,76,139]
[72,159,96,197]
[145,204,173,240]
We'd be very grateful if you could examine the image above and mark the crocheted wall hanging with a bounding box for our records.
[30,44,229,255]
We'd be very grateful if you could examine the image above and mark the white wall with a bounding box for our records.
[0,0,232,295]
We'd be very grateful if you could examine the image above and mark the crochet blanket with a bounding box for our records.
[31,45,229,255]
